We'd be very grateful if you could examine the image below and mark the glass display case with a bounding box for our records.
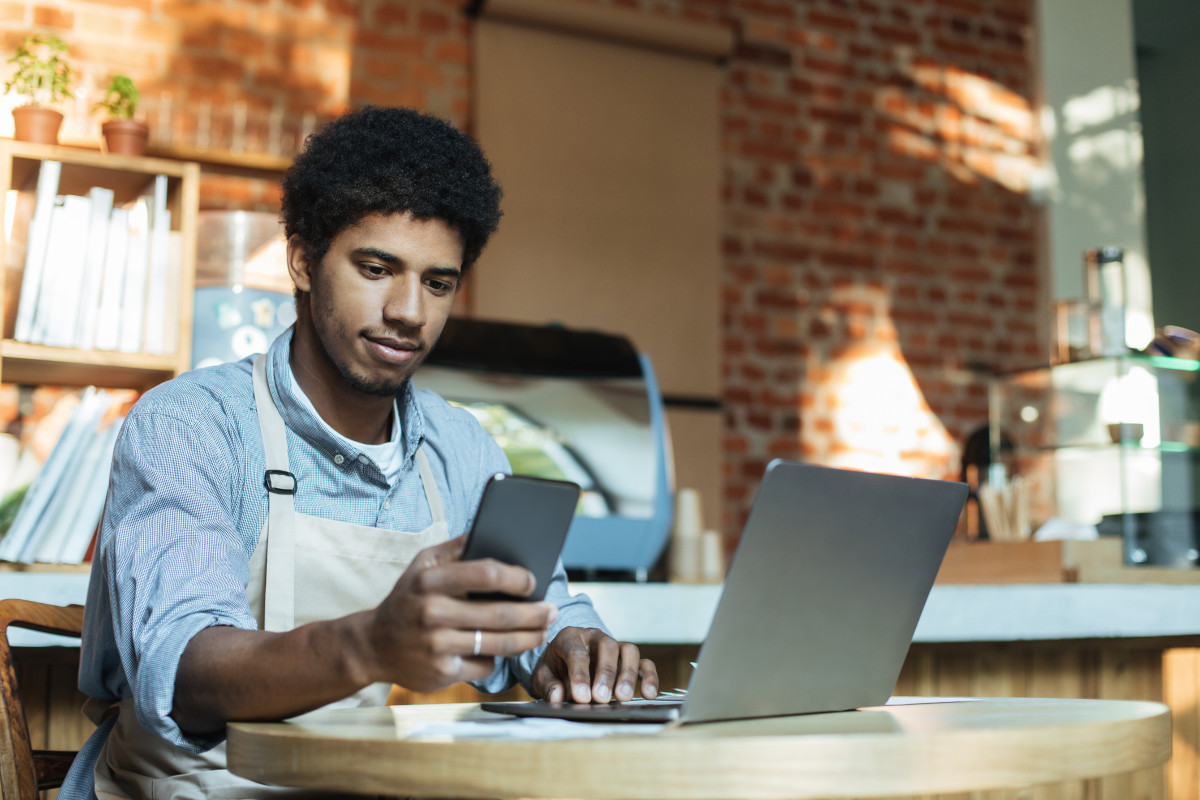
[414,317,675,579]
[990,355,1200,566]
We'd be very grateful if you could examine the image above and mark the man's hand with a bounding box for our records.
[174,537,558,734]
[531,627,659,704]
[364,536,558,692]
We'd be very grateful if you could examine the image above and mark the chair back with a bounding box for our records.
[0,599,84,800]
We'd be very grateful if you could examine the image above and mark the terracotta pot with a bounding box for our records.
[12,106,63,145]
[101,119,149,156]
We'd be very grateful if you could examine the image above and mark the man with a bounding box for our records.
[61,106,658,800]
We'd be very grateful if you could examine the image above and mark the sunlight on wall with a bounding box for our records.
[875,60,1039,194]
[802,286,959,480]
[1061,83,1140,135]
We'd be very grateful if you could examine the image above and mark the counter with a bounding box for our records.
[577,581,1200,645]
[11,573,1200,646]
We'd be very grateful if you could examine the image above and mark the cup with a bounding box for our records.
[699,530,726,583]
[674,488,703,539]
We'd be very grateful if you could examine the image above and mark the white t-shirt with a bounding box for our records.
[289,369,405,483]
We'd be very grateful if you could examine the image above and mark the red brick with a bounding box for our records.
[410,61,446,87]
[741,0,797,20]
[808,9,858,32]
[810,107,862,126]
[804,57,855,79]
[812,199,866,219]
[945,309,993,328]
[32,4,72,26]
[372,3,409,26]
[819,250,875,269]
[743,187,769,207]
[870,24,921,45]
[227,30,267,58]
[744,93,798,115]
[822,130,848,148]
[418,9,450,34]
[877,207,925,228]
[936,0,985,13]
[363,56,404,81]
[83,0,152,8]
[180,25,223,48]
[788,77,815,96]
[174,54,245,81]
[933,36,982,58]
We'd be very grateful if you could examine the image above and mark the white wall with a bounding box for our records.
[1035,0,1154,349]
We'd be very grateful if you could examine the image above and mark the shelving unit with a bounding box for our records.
[0,139,201,390]
[991,354,1200,567]
[145,143,291,176]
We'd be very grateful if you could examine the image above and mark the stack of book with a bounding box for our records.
[12,161,183,355]
[0,386,136,564]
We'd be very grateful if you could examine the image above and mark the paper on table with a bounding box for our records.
[401,718,666,741]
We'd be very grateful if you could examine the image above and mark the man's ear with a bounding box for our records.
[287,235,314,294]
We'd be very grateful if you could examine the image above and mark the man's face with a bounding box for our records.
[291,211,464,397]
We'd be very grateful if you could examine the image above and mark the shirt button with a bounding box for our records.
[333,453,345,465]
[383,500,391,510]
[358,454,369,464]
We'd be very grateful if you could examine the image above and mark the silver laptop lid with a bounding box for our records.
[680,460,967,724]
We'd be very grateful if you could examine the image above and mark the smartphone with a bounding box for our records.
[461,474,581,601]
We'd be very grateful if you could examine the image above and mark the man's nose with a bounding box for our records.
[384,275,426,328]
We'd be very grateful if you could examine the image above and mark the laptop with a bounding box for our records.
[481,459,967,725]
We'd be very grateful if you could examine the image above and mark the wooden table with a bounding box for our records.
[226,698,1171,799]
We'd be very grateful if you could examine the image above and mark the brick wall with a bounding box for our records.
[0,0,471,209]
[0,0,1045,539]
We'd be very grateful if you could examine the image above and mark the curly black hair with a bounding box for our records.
[281,105,502,277]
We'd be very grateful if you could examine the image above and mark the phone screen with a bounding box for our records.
[461,474,581,601]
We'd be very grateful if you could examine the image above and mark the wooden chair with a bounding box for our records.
[0,600,84,799]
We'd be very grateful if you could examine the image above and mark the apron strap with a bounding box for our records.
[415,448,447,526]
[252,355,296,633]
[252,354,450,632]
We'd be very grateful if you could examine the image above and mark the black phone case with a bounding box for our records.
[461,474,581,601]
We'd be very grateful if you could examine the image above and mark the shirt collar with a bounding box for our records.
[265,327,426,473]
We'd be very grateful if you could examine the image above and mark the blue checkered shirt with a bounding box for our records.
[59,327,605,799]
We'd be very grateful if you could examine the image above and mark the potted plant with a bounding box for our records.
[4,33,76,144]
[96,74,148,156]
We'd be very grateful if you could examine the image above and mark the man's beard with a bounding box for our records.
[332,358,412,397]
[312,291,422,397]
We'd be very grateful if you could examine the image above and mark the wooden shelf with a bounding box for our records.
[145,143,291,176]
[0,341,180,389]
[17,136,290,178]
[0,140,200,389]
[6,139,193,181]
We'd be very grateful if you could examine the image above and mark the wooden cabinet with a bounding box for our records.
[0,139,200,391]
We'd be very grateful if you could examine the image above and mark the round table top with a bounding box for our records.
[226,697,1170,799]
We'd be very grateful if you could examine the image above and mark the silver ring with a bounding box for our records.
[473,629,482,657]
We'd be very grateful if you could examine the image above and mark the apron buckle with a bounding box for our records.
[264,469,297,494]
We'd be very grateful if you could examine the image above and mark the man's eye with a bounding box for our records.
[427,279,455,292]
[363,264,388,277]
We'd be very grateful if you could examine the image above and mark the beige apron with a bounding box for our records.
[92,355,449,799]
